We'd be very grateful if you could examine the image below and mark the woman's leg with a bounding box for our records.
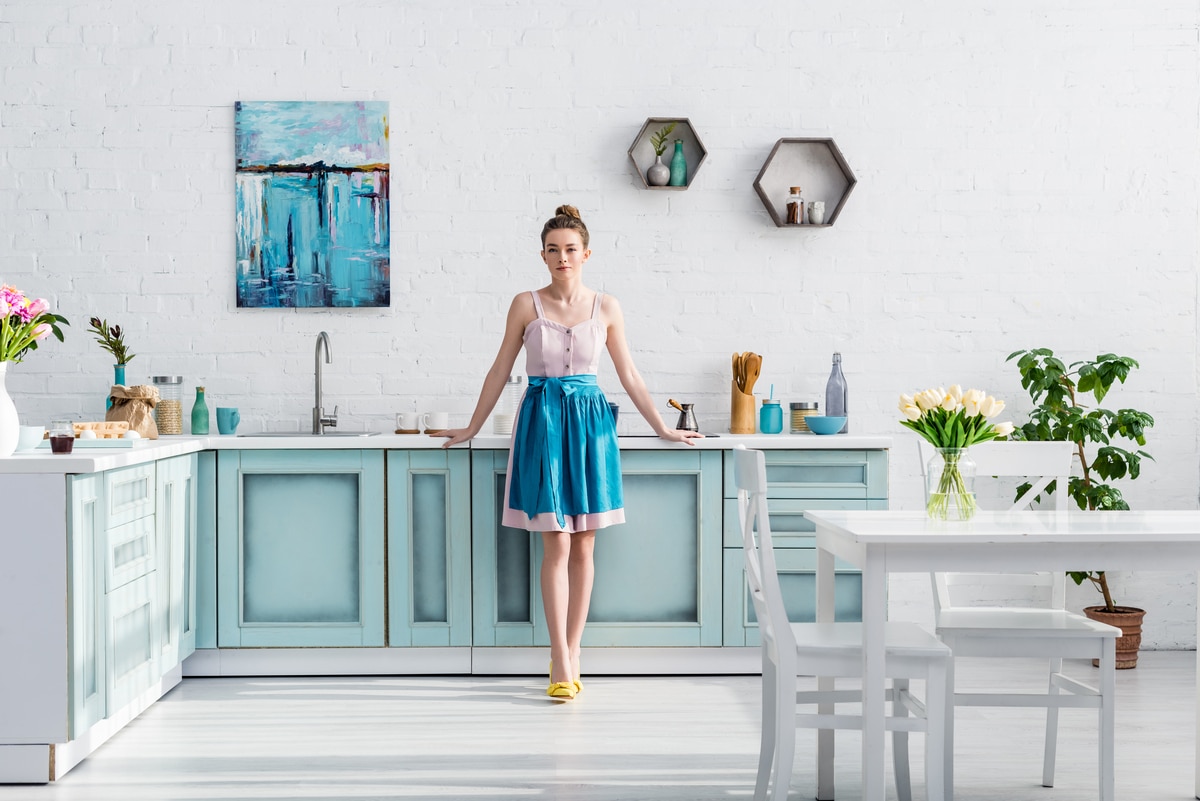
[541,529,597,686]
[541,530,574,685]
[566,530,596,682]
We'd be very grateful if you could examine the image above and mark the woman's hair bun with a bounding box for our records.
[555,204,582,220]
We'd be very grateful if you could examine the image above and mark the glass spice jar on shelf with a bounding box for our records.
[785,186,805,224]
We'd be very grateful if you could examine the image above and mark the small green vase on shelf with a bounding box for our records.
[668,139,687,187]
[191,386,210,435]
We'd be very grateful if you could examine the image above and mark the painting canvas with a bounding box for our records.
[235,101,390,308]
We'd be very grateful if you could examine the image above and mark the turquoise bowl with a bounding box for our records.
[806,416,847,435]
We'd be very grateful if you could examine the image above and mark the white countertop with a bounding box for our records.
[0,432,892,474]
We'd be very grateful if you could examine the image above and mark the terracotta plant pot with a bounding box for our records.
[1083,605,1146,669]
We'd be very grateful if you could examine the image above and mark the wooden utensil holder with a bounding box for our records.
[731,381,756,434]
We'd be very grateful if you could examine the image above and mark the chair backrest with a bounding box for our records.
[917,440,1075,614]
[734,446,796,661]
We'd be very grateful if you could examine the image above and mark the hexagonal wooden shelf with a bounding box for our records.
[753,138,857,227]
[627,117,708,190]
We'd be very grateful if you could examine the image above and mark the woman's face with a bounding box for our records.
[541,229,590,279]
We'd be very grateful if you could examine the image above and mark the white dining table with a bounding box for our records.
[806,509,1200,801]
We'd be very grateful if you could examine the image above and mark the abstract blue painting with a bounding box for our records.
[235,101,390,308]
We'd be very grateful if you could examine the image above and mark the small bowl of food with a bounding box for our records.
[805,416,847,435]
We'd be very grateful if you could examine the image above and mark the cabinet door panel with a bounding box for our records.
[68,475,105,737]
[106,573,159,714]
[156,454,197,671]
[472,449,723,648]
[386,450,471,647]
[470,451,534,646]
[217,450,384,647]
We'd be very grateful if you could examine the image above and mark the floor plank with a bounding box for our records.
[0,651,1193,800]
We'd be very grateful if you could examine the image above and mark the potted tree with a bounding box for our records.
[1008,348,1155,668]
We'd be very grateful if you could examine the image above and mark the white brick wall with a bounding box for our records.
[2,0,1197,646]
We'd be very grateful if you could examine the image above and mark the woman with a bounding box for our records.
[440,205,702,700]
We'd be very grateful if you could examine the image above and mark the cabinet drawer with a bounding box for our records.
[106,516,156,592]
[722,547,863,646]
[105,572,159,715]
[723,449,887,500]
[104,463,156,526]
[722,497,887,549]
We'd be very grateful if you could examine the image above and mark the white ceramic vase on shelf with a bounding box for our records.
[0,362,19,458]
[646,155,670,187]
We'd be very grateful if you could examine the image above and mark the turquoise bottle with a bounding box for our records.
[668,139,687,187]
[191,386,210,435]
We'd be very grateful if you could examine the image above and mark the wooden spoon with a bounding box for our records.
[732,352,743,393]
[744,353,762,395]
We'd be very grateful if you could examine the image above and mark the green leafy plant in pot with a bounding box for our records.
[645,122,676,186]
[1008,348,1155,667]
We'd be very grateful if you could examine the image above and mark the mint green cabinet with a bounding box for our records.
[156,454,197,670]
[722,450,887,646]
[471,449,724,647]
[386,450,472,646]
[67,474,104,737]
[216,450,385,647]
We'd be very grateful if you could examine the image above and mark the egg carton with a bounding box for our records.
[73,421,131,438]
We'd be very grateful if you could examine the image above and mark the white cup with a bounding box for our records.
[493,412,515,435]
[808,200,826,225]
[395,412,420,432]
[16,425,45,451]
[422,411,450,432]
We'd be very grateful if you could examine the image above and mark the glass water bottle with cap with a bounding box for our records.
[825,352,848,433]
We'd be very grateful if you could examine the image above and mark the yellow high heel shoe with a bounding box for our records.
[546,661,577,700]
[550,660,583,694]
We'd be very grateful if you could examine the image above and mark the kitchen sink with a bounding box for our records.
[239,431,381,437]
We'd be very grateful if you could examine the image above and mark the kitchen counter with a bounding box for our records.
[0,432,891,473]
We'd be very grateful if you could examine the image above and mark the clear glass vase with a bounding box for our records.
[925,447,977,521]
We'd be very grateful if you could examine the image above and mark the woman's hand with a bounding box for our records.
[437,428,476,448]
[657,429,704,446]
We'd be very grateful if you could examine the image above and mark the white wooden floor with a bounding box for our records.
[0,651,1193,801]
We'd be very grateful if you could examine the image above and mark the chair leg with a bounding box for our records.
[772,688,797,801]
[756,662,777,801]
[924,659,949,801]
[1042,657,1063,788]
[816,675,835,801]
[1099,639,1116,801]
[892,679,913,801]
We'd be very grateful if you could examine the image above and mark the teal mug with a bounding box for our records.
[216,407,240,435]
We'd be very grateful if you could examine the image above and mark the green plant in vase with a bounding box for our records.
[645,122,676,187]
[89,316,135,408]
[1007,349,1154,612]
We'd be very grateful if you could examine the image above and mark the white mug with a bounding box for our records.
[808,200,826,225]
[422,411,450,432]
[396,412,420,432]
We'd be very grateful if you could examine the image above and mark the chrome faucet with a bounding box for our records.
[313,331,338,434]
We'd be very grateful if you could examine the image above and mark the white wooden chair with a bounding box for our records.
[735,446,952,801]
[918,439,1119,801]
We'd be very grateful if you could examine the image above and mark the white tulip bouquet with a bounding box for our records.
[899,385,1014,520]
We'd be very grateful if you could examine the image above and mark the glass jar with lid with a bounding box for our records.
[151,375,184,435]
[790,401,819,434]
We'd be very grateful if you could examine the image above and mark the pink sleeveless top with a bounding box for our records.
[522,290,607,377]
